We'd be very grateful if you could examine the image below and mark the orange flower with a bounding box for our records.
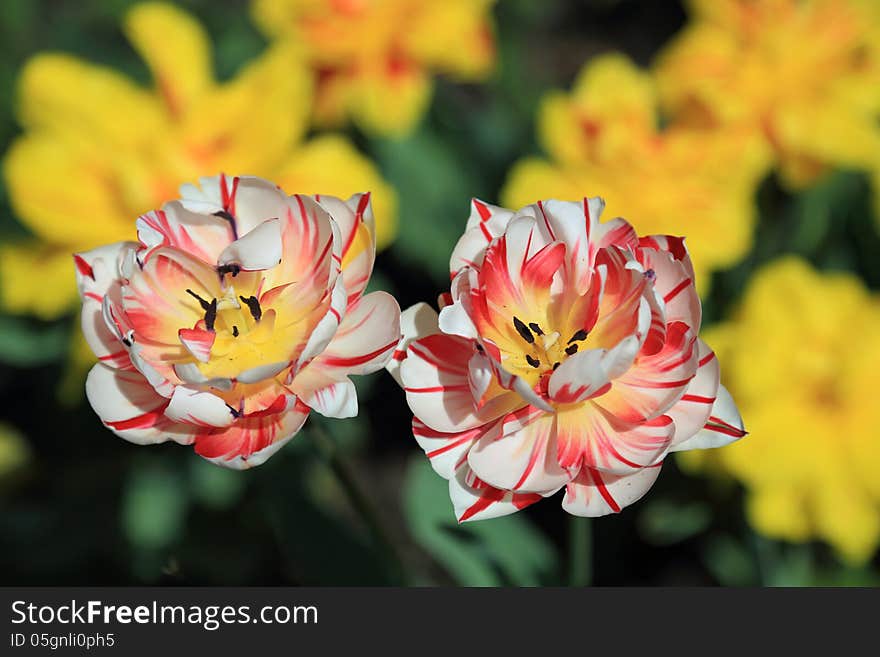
[252,0,497,136]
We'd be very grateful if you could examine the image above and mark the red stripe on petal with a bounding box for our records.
[73,254,95,279]
[322,339,397,368]
[698,351,716,367]
[681,394,715,404]
[587,467,621,513]
[105,401,170,431]
[405,384,471,393]
[663,278,692,303]
[473,199,492,222]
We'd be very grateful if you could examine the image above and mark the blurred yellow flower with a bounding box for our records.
[251,0,497,137]
[501,53,770,295]
[682,257,880,564]
[655,0,880,189]
[0,422,30,478]
[2,1,397,321]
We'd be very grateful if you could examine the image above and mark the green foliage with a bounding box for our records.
[403,457,559,586]
[122,463,187,551]
[379,129,479,284]
[637,498,712,546]
[0,315,69,366]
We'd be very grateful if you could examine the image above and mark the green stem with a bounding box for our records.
[568,516,592,586]
[307,423,409,585]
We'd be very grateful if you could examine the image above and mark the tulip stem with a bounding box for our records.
[568,516,592,586]
[307,423,409,585]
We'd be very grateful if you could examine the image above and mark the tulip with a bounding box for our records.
[390,198,746,520]
[76,175,400,468]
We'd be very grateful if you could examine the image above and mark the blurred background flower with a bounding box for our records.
[0,0,878,586]
[251,0,497,137]
[655,0,880,189]
[501,53,770,294]
[1,1,397,322]
[680,257,880,565]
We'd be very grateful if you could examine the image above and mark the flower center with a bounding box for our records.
[507,315,588,381]
[181,282,290,380]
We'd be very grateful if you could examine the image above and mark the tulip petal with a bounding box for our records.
[665,339,720,447]
[121,247,220,347]
[556,402,674,475]
[217,218,283,272]
[671,384,746,451]
[308,291,400,377]
[85,363,195,445]
[468,405,570,493]
[548,335,640,404]
[401,333,519,433]
[562,465,662,517]
[137,202,233,265]
[593,321,698,423]
[301,378,358,419]
[412,416,490,480]
[194,396,309,469]
[74,242,138,368]
[124,2,212,117]
[451,460,546,523]
[637,239,701,332]
[386,302,439,384]
[449,198,515,275]
[315,192,376,305]
[165,385,236,427]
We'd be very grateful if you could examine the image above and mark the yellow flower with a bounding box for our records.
[0,423,30,478]
[682,257,880,564]
[2,1,397,321]
[251,0,497,137]
[501,54,770,296]
[655,0,880,189]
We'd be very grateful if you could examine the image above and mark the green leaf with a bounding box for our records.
[377,130,479,284]
[0,315,69,366]
[789,170,863,255]
[189,458,245,510]
[637,498,712,546]
[122,464,187,551]
[702,534,758,586]
[403,457,559,586]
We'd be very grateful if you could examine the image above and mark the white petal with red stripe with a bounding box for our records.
[316,193,376,304]
[593,322,698,424]
[74,242,138,368]
[449,199,514,275]
[665,339,720,447]
[548,335,640,404]
[412,417,489,479]
[468,405,570,493]
[637,239,700,332]
[136,202,233,264]
[165,385,236,427]
[556,403,674,475]
[386,302,439,384]
[178,327,215,363]
[302,379,358,419]
[294,274,347,370]
[671,384,746,452]
[195,396,310,470]
[562,465,662,517]
[450,460,546,523]
[85,363,195,445]
[310,291,401,377]
[401,333,519,433]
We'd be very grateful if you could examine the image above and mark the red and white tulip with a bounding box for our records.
[76,175,400,468]
[389,198,746,520]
